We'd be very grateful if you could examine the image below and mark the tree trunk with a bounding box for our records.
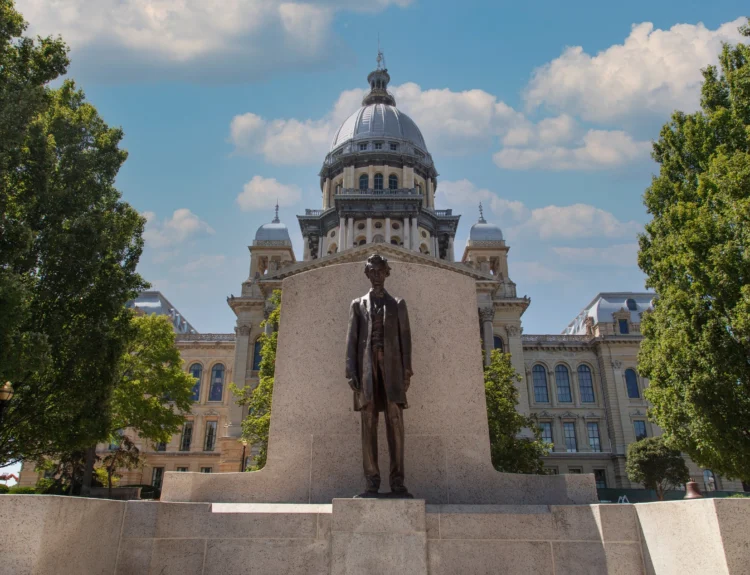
[80,445,96,497]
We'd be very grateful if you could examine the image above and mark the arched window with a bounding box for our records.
[578,365,595,403]
[359,174,368,191]
[373,234,385,243]
[374,173,384,190]
[626,298,638,311]
[388,174,398,189]
[625,369,640,398]
[390,236,401,246]
[209,364,225,402]
[252,339,262,372]
[555,365,572,403]
[189,363,202,402]
[532,365,549,403]
[493,336,504,353]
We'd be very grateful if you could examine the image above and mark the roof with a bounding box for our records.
[330,104,427,153]
[563,292,657,335]
[254,221,291,243]
[469,221,504,242]
[126,291,197,334]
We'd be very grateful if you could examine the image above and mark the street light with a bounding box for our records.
[0,382,14,426]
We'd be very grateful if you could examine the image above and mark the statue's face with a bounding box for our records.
[366,262,388,290]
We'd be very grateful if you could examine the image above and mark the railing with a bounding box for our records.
[252,240,292,246]
[338,188,421,196]
[176,333,236,342]
[522,334,591,344]
[304,209,325,216]
[433,209,454,216]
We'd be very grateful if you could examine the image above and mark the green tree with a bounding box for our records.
[0,1,147,466]
[485,350,550,474]
[638,21,750,481]
[112,314,195,444]
[626,436,690,501]
[100,436,140,497]
[231,290,281,470]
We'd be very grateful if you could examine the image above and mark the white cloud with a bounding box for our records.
[16,0,411,81]
[229,83,522,164]
[513,262,569,284]
[495,129,650,171]
[142,209,214,249]
[437,180,528,221]
[516,204,641,240]
[174,254,227,274]
[552,244,639,266]
[236,176,302,210]
[525,18,747,122]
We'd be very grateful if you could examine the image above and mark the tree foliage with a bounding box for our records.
[484,350,549,474]
[101,435,140,496]
[0,1,146,465]
[638,21,750,480]
[112,313,194,443]
[626,436,690,501]
[231,290,281,471]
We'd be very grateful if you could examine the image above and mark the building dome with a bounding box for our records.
[254,205,291,244]
[468,204,503,242]
[330,104,427,153]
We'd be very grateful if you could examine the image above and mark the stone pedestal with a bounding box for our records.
[331,499,427,575]
[162,262,596,505]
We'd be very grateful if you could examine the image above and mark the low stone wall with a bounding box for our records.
[636,499,749,575]
[2,495,748,574]
[1,495,125,574]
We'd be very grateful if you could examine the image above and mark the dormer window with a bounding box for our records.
[374,142,383,150]
[626,298,638,311]
[390,143,398,151]
[359,142,368,151]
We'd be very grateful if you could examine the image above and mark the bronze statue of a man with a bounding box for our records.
[346,254,413,497]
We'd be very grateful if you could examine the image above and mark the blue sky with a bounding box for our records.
[17,0,749,335]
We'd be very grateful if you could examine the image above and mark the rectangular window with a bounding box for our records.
[176,467,188,472]
[587,422,601,452]
[204,421,217,452]
[374,142,383,150]
[359,142,367,151]
[200,467,212,474]
[568,467,583,474]
[563,422,577,453]
[539,422,553,446]
[389,143,398,151]
[151,467,164,489]
[180,422,193,452]
[619,319,630,334]
[594,469,607,489]
[155,442,167,452]
[634,420,647,441]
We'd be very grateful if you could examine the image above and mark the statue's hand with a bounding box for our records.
[348,377,360,392]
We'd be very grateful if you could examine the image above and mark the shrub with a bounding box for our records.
[8,485,37,494]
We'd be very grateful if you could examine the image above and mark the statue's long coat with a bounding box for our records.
[345,290,412,412]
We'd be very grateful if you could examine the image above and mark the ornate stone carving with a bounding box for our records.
[478,306,495,322]
[505,325,520,337]
[611,360,623,370]
[235,324,251,337]
[176,333,236,342]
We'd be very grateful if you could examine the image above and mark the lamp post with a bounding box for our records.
[0,382,14,426]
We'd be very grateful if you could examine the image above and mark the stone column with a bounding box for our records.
[411,216,419,250]
[322,178,330,209]
[227,322,252,438]
[427,179,434,209]
[385,217,391,243]
[403,217,410,250]
[347,217,354,249]
[318,238,324,259]
[479,306,495,366]
[404,166,415,189]
[366,217,373,244]
[302,236,310,260]
[432,236,438,258]
[338,217,345,253]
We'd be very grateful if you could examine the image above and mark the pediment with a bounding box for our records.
[258,243,500,283]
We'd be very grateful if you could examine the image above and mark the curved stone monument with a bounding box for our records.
[161,261,595,504]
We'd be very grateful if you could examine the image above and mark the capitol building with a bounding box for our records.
[20,59,741,495]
